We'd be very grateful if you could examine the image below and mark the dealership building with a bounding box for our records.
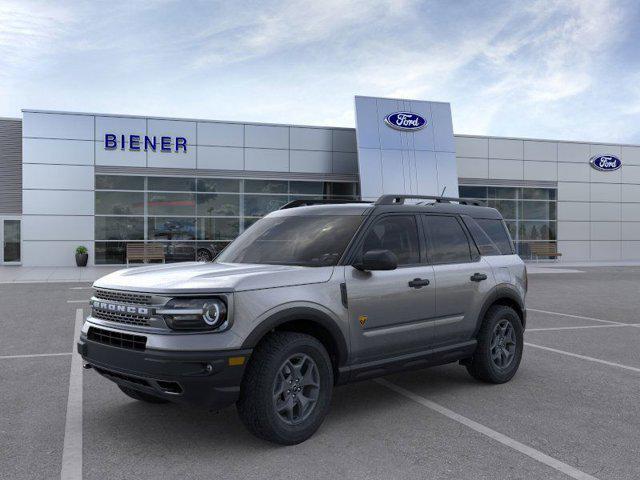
[1,95,639,267]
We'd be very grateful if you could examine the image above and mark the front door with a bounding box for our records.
[1,218,21,264]
[346,214,436,363]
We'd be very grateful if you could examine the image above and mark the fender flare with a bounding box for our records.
[241,306,349,366]
[474,284,526,335]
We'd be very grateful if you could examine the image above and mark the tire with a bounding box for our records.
[197,249,214,262]
[118,385,169,404]
[237,331,334,445]
[465,305,523,384]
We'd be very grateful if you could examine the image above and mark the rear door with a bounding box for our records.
[345,214,436,363]
[422,214,494,347]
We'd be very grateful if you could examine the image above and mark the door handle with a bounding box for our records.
[408,278,430,288]
[470,272,488,282]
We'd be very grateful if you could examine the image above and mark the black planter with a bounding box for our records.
[75,253,88,267]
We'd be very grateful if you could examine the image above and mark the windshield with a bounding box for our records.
[216,215,364,266]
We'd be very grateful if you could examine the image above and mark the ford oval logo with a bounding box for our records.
[590,155,621,171]
[384,112,427,131]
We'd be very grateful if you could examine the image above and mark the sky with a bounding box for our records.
[1,0,639,143]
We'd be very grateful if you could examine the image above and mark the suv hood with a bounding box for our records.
[93,262,334,294]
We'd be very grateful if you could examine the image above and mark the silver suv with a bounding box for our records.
[78,194,527,445]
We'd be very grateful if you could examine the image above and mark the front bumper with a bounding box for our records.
[78,335,251,410]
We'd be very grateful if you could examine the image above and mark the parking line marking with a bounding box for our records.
[0,352,72,360]
[527,324,640,332]
[527,309,623,325]
[525,343,640,373]
[375,378,599,480]
[60,309,83,480]
[67,300,89,304]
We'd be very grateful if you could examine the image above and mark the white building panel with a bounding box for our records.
[558,182,589,202]
[290,128,332,151]
[590,144,621,157]
[558,202,590,221]
[244,148,289,172]
[621,146,640,166]
[415,151,438,196]
[95,116,146,143]
[23,164,94,190]
[22,240,94,267]
[147,148,196,169]
[622,241,640,259]
[457,157,489,179]
[147,119,196,143]
[622,223,640,240]
[590,241,621,261]
[436,152,459,195]
[380,149,406,193]
[455,136,488,158]
[488,159,523,180]
[245,125,289,149]
[590,183,620,202]
[557,222,589,240]
[557,241,590,261]
[590,222,621,240]
[357,148,382,200]
[197,122,244,147]
[590,203,621,222]
[622,184,640,202]
[557,142,590,163]
[23,112,94,140]
[290,150,332,174]
[524,161,557,181]
[430,102,455,153]
[622,203,640,221]
[22,215,93,241]
[488,138,523,160]
[197,146,243,170]
[558,162,590,182]
[621,165,640,183]
[23,190,94,215]
[23,138,94,166]
[95,143,147,167]
[332,130,357,152]
[590,166,621,183]
[524,141,557,161]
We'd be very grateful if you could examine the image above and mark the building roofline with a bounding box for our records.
[354,95,450,105]
[0,116,21,122]
[20,109,355,131]
[454,133,640,148]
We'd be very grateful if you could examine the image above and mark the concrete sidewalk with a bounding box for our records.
[0,266,120,283]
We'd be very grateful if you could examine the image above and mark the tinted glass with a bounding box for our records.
[243,195,288,217]
[361,216,420,265]
[95,192,144,215]
[197,217,240,240]
[459,186,487,199]
[474,218,515,254]
[147,193,196,216]
[148,217,196,240]
[218,215,363,266]
[424,215,472,264]
[244,180,287,194]
[95,241,130,264]
[95,175,144,190]
[462,216,500,256]
[95,217,144,240]
[290,181,324,195]
[329,182,358,197]
[147,177,196,192]
[196,193,240,216]
[197,178,240,193]
[3,220,20,262]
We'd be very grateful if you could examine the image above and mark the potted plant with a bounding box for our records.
[75,246,88,267]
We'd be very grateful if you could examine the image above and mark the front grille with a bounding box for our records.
[88,326,147,350]
[92,309,151,327]
[94,289,153,305]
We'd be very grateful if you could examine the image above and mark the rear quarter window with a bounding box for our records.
[464,216,515,255]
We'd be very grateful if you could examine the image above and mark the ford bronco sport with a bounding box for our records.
[78,194,527,445]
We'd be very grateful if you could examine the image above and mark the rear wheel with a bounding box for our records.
[465,305,523,383]
[118,385,169,404]
[237,331,333,445]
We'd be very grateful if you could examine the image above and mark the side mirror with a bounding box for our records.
[354,249,398,271]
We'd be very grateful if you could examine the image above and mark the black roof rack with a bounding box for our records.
[375,194,483,206]
[279,199,372,210]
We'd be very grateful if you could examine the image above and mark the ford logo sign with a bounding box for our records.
[589,155,621,172]
[384,112,427,131]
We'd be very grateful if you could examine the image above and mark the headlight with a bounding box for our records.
[158,298,228,331]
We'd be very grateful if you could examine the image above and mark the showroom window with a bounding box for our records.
[459,186,557,260]
[94,175,359,264]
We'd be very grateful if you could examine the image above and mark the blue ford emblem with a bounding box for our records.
[589,155,621,171]
[384,112,427,131]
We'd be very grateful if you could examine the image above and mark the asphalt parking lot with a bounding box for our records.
[2,267,640,480]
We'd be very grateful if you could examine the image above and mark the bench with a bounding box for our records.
[529,242,562,261]
[126,244,165,266]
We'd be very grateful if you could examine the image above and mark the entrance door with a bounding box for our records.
[1,218,21,264]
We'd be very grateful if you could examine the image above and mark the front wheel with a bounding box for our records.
[237,331,334,445]
[465,305,523,383]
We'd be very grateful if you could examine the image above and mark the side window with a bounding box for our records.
[361,215,420,266]
[423,215,472,264]
[462,215,501,256]
[475,218,515,255]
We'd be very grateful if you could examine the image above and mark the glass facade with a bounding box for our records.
[95,175,359,264]
[459,185,557,259]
